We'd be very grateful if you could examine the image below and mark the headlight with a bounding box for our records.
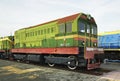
[82,41,85,45]
[94,42,97,46]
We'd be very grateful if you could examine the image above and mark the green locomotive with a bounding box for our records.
[11,13,104,70]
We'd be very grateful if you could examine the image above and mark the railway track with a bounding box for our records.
[0,59,119,81]
[3,59,112,76]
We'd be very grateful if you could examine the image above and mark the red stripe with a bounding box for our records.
[74,37,85,41]
[0,50,5,52]
[11,47,79,55]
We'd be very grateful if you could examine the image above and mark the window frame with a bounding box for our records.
[87,24,90,33]
[92,25,97,35]
[58,23,65,33]
[66,22,72,33]
[78,20,85,33]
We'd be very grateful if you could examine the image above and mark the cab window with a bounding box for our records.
[87,24,90,33]
[92,25,97,35]
[78,21,85,33]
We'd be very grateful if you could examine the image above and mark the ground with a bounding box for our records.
[100,62,120,80]
[0,59,119,81]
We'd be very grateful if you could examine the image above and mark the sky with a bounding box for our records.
[0,0,120,36]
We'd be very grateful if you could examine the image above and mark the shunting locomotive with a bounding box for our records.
[1,13,104,70]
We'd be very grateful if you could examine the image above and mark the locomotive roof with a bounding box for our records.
[18,13,82,31]
[99,30,120,36]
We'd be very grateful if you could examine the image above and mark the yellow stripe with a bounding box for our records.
[55,34,97,41]
[55,34,78,40]
[91,37,97,41]
[55,34,85,39]
[104,49,120,51]
[99,30,120,36]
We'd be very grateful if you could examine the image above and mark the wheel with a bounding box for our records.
[103,59,108,64]
[48,55,55,67]
[67,56,78,70]
[48,63,55,67]
[17,59,20,62]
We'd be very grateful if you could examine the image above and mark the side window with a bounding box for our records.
[54,27,56,32]
[32,32,34,36]
[78,21,85,33]
[59,23,65,33]
[48,28,50,34]
[30,32,32,36]
[35,31,37,36]
[87,24,90,33]
[27,33,29,37]
[28,32,30,37]
[51,28,54,33]
[44,29,46,34]
[41,30,43,35]
[66,22,72,33]
[38,30,40,35]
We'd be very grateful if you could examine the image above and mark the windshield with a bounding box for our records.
[87,24,90,33]
[78,20,97,35]
[92,25,97,35]
[78,21,85,33]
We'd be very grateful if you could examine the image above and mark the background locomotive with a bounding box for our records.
[98,30,120,60]
[0,36,14,59]
[0,13,104,70]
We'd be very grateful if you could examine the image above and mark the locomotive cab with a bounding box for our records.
[77,14,104,69]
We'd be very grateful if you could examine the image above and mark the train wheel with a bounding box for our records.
[48,55,55,67]
[48,63,55,67]
[17,60,20,62]
[67,56,78,70]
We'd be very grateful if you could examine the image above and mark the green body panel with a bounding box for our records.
[14,13,97,49]
[15,21,58,48]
